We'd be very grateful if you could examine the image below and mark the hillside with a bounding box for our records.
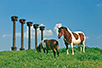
[0,47,102,68]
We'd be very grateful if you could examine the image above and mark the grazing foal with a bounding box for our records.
[37,39,59,58]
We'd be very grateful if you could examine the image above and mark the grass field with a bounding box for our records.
[0,47,102,68]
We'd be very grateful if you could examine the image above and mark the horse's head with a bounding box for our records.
[58,27,64,39]
[36,43,43,52]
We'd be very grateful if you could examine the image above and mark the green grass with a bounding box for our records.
[0,47,102,68]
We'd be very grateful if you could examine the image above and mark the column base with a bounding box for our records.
[11,47,17,51]
[20,48,25,50]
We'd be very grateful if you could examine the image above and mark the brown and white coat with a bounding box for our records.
[58,27,86,55]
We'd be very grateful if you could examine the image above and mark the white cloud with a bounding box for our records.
[3,24,53,39]
[40,24,45,26]
[3,33,21,38]
[97,4,100,6]
[24,24,53,39]
[16,33,21,37]
[97,3,102,7]
[44,30,53,36]
[24,26,34,39]
[97,35,102,39]
[54,23,62,34]
[3,34,12,38]
[85,36,89,39]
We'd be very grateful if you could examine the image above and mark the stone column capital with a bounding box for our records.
[11,16,18,21]
[33,24,39,29]
[27,22,33,26]
[40,26,45,31]
[19,19,26,24]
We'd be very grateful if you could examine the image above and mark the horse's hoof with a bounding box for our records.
[54,58,56,60]
[47,53,49,54]
[83,51,85,53]
[72,53,74,55]
[67,53,69,55]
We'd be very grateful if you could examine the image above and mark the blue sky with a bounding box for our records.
[0,0,102,51]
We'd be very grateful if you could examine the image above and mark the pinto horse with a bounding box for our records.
[37,39,59,58]
[58,27,86,55]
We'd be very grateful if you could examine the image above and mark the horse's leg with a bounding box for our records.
[78,44,82,52]
[65,42,69,55]
[66,45,69,55]
[71,42,74,55]
[47,49,48,54]
[57,50,59,56]
[43,48,45,53]
[55,47,59,56]
[82,41,85,53]
[53,49,56,58]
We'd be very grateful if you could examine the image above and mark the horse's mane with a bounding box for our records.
[59,27,72,33]
[39,38,47,45]
[43,38,47,41]
[59,26,74,39]
[59,27,68,31]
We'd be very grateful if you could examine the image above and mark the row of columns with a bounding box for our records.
[11,16,45,51]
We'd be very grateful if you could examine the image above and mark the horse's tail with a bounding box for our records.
[54,40,59,56]
[54,40,59,50]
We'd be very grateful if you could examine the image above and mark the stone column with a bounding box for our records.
[27,22,32,49]
[33,24,39,49]
[40,26,45,40]
[19,19,26,50]
[11,16,18,51]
